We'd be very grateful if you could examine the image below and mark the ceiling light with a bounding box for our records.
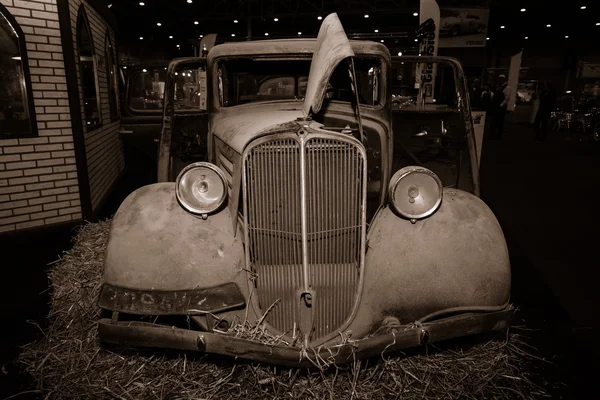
[380,39,384,42]
[500,25,505,29]
[413,12,419,17]
[194,21,199,25]
[525,36,529,39]
[374,29,379,32]
[177,44,180,47]
[486,37,490,40]
[139,36,143,40]
[157,22,162,26]
[234,19,238,23]
[139,2,144,5]
[546,24,551,27]
[364,14,369,18]
[175,72,178,75]
[298,32,302,35]
[521,8,526,12]
[12,56,21,60]
[122,66,127,69]
[414,38,418,42]
[566,90,572,93]
[565,35,569,38]
[265,32,269,36]
[142,69,147,72]
[199,34,203,37]
[597,22,600,25]
[398,51,403,56]
[169,35,173,39]
[108,4,112,8]
[274,17,279,22]
[317,16,322,20]
[581,6,587,10]
[231,33,235,37]
[187,0,192,3]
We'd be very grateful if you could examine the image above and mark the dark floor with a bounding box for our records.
[0,110,598,398]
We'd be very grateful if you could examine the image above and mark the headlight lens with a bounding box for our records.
[388,166,443,219]
[176,162,228,215]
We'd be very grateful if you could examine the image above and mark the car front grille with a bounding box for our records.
[243,132,366,342]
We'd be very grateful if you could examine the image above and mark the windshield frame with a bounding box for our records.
[210,54,387,112]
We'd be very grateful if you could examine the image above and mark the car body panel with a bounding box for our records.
[301,13,355,116]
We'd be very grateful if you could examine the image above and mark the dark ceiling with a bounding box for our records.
[100,0,600,61]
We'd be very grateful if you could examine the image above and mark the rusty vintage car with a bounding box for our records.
[97,14,512,366]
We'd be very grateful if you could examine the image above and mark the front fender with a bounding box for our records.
[349,189,511,335]
[103,183,246,293]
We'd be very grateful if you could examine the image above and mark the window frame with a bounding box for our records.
[76,6,102,132]
[0,3,38,139]
[104,31,119,121]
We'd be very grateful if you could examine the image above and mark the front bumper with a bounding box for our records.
[98,307,513,367]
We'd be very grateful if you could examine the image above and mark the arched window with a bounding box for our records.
[77,8,101,130]
[105,32,119,121]
[0,4,37,138]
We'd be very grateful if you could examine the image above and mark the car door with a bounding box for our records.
[119,63,168,181]
[157,58,209,182]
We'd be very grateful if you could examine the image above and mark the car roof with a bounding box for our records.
[207,38,390,63]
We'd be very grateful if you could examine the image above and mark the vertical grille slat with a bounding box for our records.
[244,134,365,341]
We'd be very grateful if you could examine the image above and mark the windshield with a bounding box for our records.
[128,68,166,111]
[216,57,382,108]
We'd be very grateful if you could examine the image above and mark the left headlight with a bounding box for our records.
[388,166,443,220]
[176,162,228,215]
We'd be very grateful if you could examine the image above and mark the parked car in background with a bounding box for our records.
[98,14,512,366]
[440,10,486,37]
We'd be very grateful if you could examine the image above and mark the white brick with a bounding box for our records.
[16,219,45,230]
[45,215,71,224]
[22,152,51,161]
[10,191,39,201]
[28,196,57,206]
[31,210,58,220]
[0,214,29,225]
[6,161,36,170]
[14,1,45,11]
[13,205,42,215]
[0,200,28,211]
[4,146,34,154]
[39,173,66,182]
[24,167,52,176]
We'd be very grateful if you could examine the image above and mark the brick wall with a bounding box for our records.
[0,0,81,233]
[69,0,124,212]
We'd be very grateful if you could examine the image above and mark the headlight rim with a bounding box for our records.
[175,161,228,215]
[388,166,443,220]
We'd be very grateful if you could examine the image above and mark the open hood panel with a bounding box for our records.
[302,13,354,116]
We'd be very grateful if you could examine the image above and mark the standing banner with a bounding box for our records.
[416,0,440,106]
[507,51,523,111]
[438,8,489,48]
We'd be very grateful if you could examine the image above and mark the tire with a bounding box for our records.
[593,121,600,142]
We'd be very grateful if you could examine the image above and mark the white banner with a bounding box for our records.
[416,0,440,105]
[507,51,523,111]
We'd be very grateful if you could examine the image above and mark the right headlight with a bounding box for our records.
[388,166,443,220]
[176,162,228,215]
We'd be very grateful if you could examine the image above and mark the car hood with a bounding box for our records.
[211,102,306,154]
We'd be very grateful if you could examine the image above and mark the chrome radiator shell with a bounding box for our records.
[242,130,367,344]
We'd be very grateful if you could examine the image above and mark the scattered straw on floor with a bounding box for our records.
[19,220,558,399]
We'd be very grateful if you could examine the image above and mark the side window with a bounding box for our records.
[77,9,101,130]
[105,32,119,120]
[174,66,208,112]
[128,68,166,112]
[0,5,36,138]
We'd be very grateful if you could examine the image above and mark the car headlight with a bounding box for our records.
[388,166,443,220]
[176,162,228,215]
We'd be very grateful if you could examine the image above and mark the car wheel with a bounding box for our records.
[593,121,600,142]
